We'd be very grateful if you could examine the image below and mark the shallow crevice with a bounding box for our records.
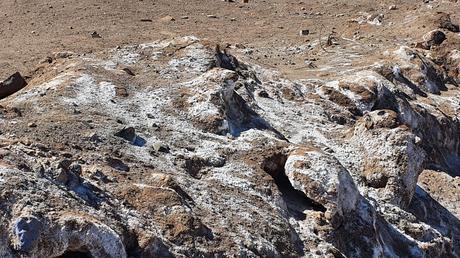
[262,153,326,219]
[124,230,142,258]
[214,45,239,71]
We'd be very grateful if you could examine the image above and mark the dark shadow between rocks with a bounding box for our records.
[215,45,239,71]
[394,71,428,97]
[407,186,460,253]
[331,197,424,257]
[418,54,448,93]
[437,154,460,177]
[262,153,326,220]
[58,250,92,258]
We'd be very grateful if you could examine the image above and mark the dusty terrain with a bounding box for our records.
[1,0,460,257]
[1,0,458,80]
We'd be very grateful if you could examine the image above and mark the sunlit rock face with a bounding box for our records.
[0,36,459,257]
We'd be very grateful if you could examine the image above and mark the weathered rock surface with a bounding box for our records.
[0,72,27,99]
[0,34,459,257]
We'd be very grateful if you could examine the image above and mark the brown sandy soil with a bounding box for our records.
[1,0,459,80]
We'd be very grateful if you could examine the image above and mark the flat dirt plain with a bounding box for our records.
[1,0,458,80]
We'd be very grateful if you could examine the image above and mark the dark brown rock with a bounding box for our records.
[0,72,27,99]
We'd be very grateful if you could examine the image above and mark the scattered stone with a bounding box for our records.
[160,15,175,22]
[90,169,110,183]
[207,14,217,19]
[183,156,207,178]
[234,43,246,48]
[27,122,37,128]
[304,60,317,68]
[299,29,310,36]
[90,31,102,38]
[39,56,53,64]
[115,86,129,97]
[0,149,11,159]
[258,90,270,98]
[33,164,45,177]
[54,51,74,59]
[152,142,170,153]
[114,127,136,142]
[389,5,397,10]
[422,29,446,49]
[140,19,153,22]
[369,13,384,25]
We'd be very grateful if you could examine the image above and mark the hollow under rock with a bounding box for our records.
[58,250,92,258]
[262,153,326,220]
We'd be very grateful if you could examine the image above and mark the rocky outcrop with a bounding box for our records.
[0,35,459,257]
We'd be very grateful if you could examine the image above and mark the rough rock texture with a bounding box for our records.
[1,29,460,257]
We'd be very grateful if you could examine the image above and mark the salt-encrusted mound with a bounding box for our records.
[0,36,459,257]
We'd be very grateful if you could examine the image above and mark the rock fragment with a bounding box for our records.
[422,30,446,49]
[114,127,137,142]
[90,31,102,38]
[160,15,175,22]
[152,141,170,153]
[299,29,310,36]
[0,72,27,99]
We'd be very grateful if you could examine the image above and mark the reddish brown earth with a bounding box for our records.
[1,0,459,80]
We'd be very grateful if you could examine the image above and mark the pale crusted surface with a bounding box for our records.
[1,4,460,257]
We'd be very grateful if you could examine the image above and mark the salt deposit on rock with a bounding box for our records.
[0,35,460,257]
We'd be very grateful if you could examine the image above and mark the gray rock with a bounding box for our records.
[12,217,42,252]
[114,127,136,142]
